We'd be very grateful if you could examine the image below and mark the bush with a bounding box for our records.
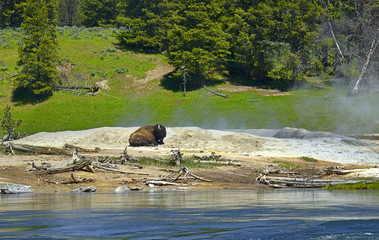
[114,67,128,74]
[0,105,22,141]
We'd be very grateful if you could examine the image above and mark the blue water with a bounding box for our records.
[0,189,378,239]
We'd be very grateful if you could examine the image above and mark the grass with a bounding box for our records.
[1,27,379,136]
[134,157,235,168]
[300,156,318,163]
[273,160,303,169]
[323,181,379,190]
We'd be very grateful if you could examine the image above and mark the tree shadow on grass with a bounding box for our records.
[227,72,294,91]
[160,71,226,92]
[11,87,51,105]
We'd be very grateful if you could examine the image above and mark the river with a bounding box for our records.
[1,189,378,239]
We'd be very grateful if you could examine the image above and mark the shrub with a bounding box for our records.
[0,105,22,141]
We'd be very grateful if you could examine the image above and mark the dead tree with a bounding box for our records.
[328,19,346,64]
[181,69,189,97]
[349,29,379,95]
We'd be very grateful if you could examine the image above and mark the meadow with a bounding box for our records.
[1,27,379,136]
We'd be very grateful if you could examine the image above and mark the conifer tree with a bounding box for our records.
[13,0,58,100]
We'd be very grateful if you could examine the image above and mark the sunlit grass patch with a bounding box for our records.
[273,160,303,169]
[323,181,379,190]
[300,156,318,162]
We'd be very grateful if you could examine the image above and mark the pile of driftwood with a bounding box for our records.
[40,149,149,175]
[257,166,366,188]
[29,147,211,186]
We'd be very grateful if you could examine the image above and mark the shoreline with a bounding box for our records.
[0,151,375,194]
[1,127,379,193]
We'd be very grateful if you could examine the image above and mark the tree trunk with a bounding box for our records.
[349,28,379,96]
[328,19,346,63]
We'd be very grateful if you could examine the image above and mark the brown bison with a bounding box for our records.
[129,124,167,146]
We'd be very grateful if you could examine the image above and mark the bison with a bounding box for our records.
[129,124,167,146]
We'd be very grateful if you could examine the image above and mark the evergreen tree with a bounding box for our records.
[57,0,81,26]
[0,0,25,27]
[81,0,119,27]
[116,0,176,52]
[13,0,58,100]
[166,0,230,82]
[225,0,322,86]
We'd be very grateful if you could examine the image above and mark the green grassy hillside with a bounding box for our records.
[1,27,379,135]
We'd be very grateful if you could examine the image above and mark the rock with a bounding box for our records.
[1,184,33,194]
[145,180,179,186]
[274,127,334,139]
[71,186,96,193]
[114,186,130,193]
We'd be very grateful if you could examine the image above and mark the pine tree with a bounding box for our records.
[13,0,58,100]
[166,0,230,82]
[0,0,25,27]
[57,0,81,26]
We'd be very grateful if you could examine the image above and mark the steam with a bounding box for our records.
[117,86,379,134]
[332,93,379,134]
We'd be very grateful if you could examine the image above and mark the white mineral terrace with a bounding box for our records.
[11,127,379,166]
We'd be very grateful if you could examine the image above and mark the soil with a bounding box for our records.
[215,84,291,96]
[0,152,342,193]
[0,154,336,193]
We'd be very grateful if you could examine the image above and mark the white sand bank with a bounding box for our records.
[11,127,379,165]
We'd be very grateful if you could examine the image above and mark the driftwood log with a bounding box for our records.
[47,158,93,174]
[171,166,211,182]
[2,142,42,155]
[61,173,94,184]
[46,149,93,174]
[92,162,149,175]
[257,175,365,188]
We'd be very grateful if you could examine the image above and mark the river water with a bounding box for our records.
[0,189,378,239]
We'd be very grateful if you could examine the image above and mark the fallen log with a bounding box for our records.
[61,173,94,184]
[258,175,365,188]
[1,142,69,155]
[171,166,212,182]
[1,142,37,155]
[203,84,229,98]
[189,172,212,182]
[92,163,149,175]
[64,144,99,153]
[47,149,93,174]
[47,158,92,174]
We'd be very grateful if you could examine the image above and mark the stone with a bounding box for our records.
[71,186,96,193]
[114,186,130,193]
[1,184,33,194]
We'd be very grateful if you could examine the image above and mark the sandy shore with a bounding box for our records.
[1,127,378,193]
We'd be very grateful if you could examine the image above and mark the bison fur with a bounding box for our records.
[129,124,167,146]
